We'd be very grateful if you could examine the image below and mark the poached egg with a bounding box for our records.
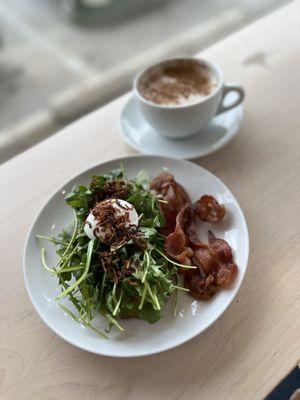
[84,198,139,241]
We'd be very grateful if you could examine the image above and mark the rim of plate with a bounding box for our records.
[118,96,243,160]
[23,155,249,357]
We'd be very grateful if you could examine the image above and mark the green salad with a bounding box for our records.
[38,167,192,338]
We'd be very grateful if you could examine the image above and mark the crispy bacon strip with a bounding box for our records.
[151,172,237,300]
[150,172,190,235]
[195,195,225,223]
[164,231,193,267]
[186,231,237,299]
[164,206,193,267]
[207,231,237,286]
[150,172,190,204]
[184,272,217,300]
[164,228,185,258]
[150,172,173,193]
[192,243,217,275]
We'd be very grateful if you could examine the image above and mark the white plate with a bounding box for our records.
[119,96,243,160]
[24,156,249,357]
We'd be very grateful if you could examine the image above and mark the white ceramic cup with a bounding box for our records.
[133,58,245,139]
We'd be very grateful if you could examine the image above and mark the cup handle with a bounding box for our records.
[216,83,245,115]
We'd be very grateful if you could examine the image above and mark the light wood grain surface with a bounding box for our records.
[1,2,300,399]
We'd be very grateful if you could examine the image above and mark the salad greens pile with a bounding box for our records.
[38,167,192,338]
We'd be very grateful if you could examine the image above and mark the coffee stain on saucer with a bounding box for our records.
[242,52,269,68]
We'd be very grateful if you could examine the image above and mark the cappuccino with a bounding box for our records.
[138,60,217,107]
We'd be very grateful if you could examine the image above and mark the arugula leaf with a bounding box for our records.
[90,175,106,191]
[65,185,92,218]
[37,166,187,338]
[135,169,149,189]
[139,303,161,324]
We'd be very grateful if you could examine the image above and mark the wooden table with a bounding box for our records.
[1,2,300,399]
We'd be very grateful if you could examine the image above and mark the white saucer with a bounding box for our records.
[119,96,243,160]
